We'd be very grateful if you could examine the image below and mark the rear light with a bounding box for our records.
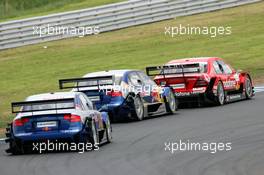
[70,115,81,122]
[63,114,71,120]
[14,118,29,126]
[107,90,122,97]
[195,77,208,87]
[63,114,81,122]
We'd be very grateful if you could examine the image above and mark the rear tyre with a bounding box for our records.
[87,120,99,149]
[216,82,225,105]
[105,118,112,143]
[5,124,23,155]
[133,96,144,121]
[7,140,23,155]
[245,76,253,99]
[165,89,178,114]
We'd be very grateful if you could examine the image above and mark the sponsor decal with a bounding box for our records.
[37,121,57,128]
[233,73,240,81]
[226,94,242,101]
[223,81,236,88]
[192,87,206,93]
[171,83,185,89]
[175,91,204,97]
[175,92,191,96]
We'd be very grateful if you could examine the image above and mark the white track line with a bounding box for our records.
[255,86,264,93]
[0,138,6,144]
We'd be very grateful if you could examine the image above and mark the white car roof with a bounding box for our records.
[83,70,133,78]
[25,92,79,101]
[15,92,82,119]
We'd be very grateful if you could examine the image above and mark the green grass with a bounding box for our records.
[0,2,263,128]
[0,0,123,22]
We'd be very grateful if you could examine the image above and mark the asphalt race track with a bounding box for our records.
[1,92,264,175]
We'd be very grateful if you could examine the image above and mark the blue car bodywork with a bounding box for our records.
[59,70,177,121]
[6,92,112,154]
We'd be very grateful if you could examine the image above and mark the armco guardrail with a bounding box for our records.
[0,0,261,50]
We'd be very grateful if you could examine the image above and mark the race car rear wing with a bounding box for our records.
[59,76,113,91]
[11,98,75,113]
[146,63,201,77]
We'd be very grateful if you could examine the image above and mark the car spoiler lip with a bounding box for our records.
[146,63,201,77]
[11,98,75,113]
[59,76,114,90]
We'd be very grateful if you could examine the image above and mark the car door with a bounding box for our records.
[218,60,237,91]
[212,61,229,90]
[224,63,241,91]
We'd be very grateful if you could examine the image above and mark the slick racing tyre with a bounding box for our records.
[6,139,23,155]
[165,89,178,114]
[216,81,225,105]
[105,118,112,143]
[245,76,253,99]
[88,120,99,149]
[5,123,23,155]
[133,96,144,121]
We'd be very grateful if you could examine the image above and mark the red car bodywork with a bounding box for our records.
[146,57,254,104]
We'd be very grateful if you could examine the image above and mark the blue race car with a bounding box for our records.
[5,92,112,155]
[59,70,178,121]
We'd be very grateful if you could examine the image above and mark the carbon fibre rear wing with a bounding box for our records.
[11,98,75,113]
[146,63,201,77]
[59,76,113,91]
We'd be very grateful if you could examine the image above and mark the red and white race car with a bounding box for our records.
[146,57,254,105]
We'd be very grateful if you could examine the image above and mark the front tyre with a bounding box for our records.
[165,89,178,114]
[245,76,253,99]
[216,82,225,105]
